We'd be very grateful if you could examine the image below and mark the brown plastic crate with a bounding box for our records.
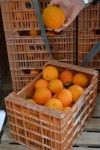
[78,3,100,30]
[0,0,76,32]
[5,60,98,150]
[6,30,76,70]
[78,30,100,69]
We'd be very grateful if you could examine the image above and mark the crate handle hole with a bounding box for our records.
[25,2,32,9]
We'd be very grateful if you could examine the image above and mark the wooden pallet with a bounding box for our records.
[0,93,100,150]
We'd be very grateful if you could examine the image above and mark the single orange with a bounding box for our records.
[59,70,73,86]
[45,98,63,111]
[68,85,84,103]
[34,78,49,89]
[33,87,52,105]
[56,89,72,107]
[42,6,65,30]
[48,78,63,93]
[42,65,58,81]
[73,73,89,88]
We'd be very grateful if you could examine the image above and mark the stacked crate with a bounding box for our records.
[0,0,76,92]
[78,3,100,91]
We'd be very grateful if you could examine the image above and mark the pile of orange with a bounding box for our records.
[26,65,89,112]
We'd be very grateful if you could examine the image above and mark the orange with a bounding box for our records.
[45,98,63,111]
[68,85,84,103]
[73,73,89,88]
[33,87,52,105]
[48,79,63,93]
[34,78,48,89]
[30,69,40,75]
[59,70,73,86]
[56,89,72,107]
[42,65,58,81]
[42,6,65,30]
[27,99,36,104]
[63,106,71,111]
[29,30,41,36]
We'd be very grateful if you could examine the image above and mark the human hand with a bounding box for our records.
[49,0,85,32]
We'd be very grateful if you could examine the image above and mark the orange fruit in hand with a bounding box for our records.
[56,89,72,107]
[45,98,63,111]
[34,78,49,89]
[59,70,73,86]
[33,87,52,105]
[42,6,65,30]
[43,65,58,81]
[73,73,89,88]
[48,79,63,93]
[68,85,84,103]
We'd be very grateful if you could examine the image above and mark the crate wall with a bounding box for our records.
[78,3,100,30]
[78,3,100,91]
[6,30,76,70]
[78,30,100,69]
[5,60,98,150]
